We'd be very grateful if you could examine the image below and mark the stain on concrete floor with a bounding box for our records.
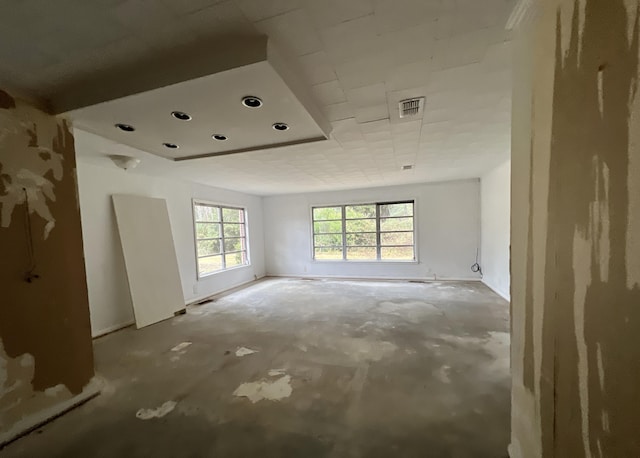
[2,278,510,458]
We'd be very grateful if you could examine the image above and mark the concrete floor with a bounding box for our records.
[3,278,510,458]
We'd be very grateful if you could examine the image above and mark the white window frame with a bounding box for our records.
[310,200,417,263]
[192,199,250,279]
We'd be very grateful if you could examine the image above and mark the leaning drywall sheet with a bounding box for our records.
[112,194,183,328]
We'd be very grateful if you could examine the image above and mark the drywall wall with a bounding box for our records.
[75,134,266,337]
[263,179,481,280]
[481,160,511,300]
[511,0,640,456]
[0,89,95,444]
[509,5,538,457]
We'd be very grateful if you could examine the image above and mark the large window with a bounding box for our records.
[312,201,415,261]
[193,201,249,277]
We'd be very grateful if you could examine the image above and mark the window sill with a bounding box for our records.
[197,263,251,280]
[311,260,419,265]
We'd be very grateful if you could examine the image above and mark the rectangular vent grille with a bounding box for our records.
[399,97,425,118]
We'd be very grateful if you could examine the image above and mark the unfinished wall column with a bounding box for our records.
[0,89,95,444]
[511,0,640,456]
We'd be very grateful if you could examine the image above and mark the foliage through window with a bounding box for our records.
[312,201,415,261]
[193,201,248,277]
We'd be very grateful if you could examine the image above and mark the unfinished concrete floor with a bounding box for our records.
[3,278,510,458]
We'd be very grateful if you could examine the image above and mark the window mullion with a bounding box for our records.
[342,206,347,260]
[220,206,226,269]
[376,204,381,260]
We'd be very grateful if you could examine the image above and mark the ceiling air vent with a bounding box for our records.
[399,97,425,119]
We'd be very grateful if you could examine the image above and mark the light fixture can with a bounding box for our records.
[242,96,263,108]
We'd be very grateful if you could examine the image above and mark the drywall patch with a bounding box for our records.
[0,88,94,444]
[44,384,66,397]
[0,100,64,238]
[235,347,258,357]
[233,374,292,403]
[0,343,73,432]
[533,1,640,455]
[136,401,177,420]
[1,90,94,397]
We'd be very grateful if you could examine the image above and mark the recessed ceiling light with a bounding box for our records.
[163,142,179,149]
[171,111,192,121]
[242,96,263,108]
[115,123,135,132]
[272,122,289,131]
[212,134,228,141]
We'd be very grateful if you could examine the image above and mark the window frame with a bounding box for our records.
[192,199,251,279]
[310,199,418,263]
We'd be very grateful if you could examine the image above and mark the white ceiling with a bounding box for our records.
[0,0,515,196]
[70,60,329,159]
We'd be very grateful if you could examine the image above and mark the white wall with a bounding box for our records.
[263,179,481,280]
[480,160,511,300]
[77,160,266,337]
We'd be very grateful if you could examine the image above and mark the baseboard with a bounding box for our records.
[92,320,135,339]
[267,274,482,282]
[185,275,267,306]
[482,280,510,301]
[91,277,268,336]
[0,382,100,448]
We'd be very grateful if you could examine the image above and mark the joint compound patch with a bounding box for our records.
[235,347,258,357]
[268,368,286,376]
[136,401,177,420]
[233,374,292,403]
[44,384,66,397]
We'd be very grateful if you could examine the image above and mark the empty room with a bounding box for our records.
[2,0,640,457]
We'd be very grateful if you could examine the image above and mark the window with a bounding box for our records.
[193,201,249,277]
[312,201,415,261]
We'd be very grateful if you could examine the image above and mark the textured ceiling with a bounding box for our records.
[0,0,515,195]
